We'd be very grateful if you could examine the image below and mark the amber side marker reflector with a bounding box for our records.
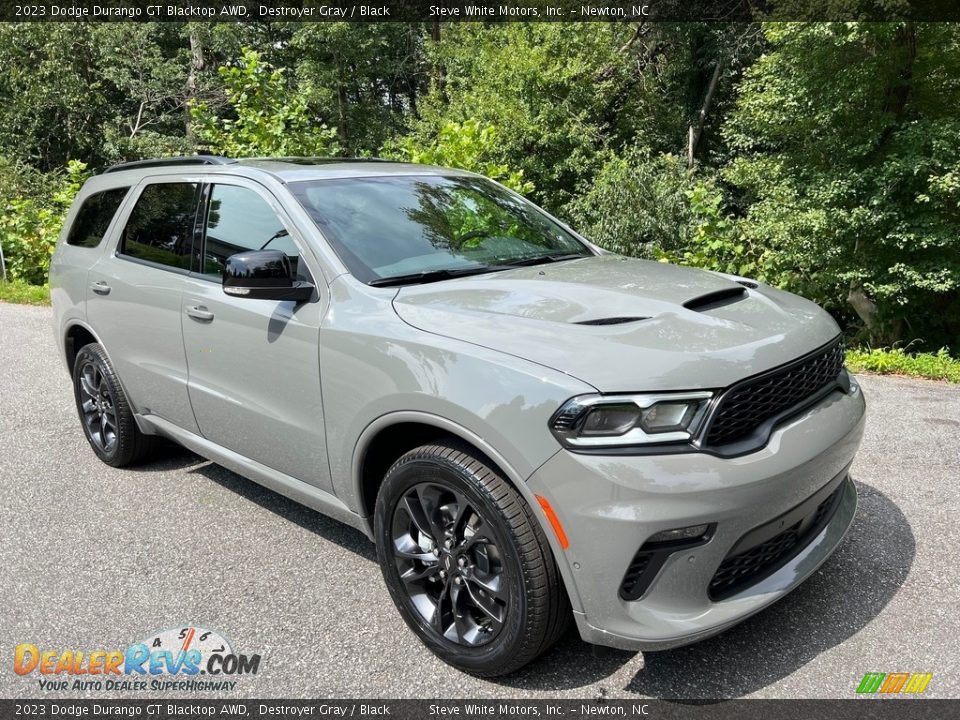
[535,494,570,550]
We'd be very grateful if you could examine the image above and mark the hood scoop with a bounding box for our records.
[575,316,649,326]
[683,287,748,312]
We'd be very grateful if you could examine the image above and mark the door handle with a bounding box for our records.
[185,305,215,322]
[90,281,111,296]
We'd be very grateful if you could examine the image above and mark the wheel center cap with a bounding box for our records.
[442,554,455,573]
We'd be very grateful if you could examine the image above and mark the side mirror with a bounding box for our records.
[222,249,313,302]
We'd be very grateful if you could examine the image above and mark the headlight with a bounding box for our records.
[549,392,713,449]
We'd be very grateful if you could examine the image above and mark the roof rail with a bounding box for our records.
[241,156,393,165]
[103,155,237,174]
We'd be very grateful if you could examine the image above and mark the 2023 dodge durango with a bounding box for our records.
[50,156,865,676]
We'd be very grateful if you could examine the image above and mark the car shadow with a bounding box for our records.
[185,457,376,562]
[622,479,913,699]
[497,479,913,696]
[175,453,634,687]
[151,453,913,696]
[128,441,209,472]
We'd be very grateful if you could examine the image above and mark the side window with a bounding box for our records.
[202,184,303,279]
[120,183,200,270]
[66,188,129,248]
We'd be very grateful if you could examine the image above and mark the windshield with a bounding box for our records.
[288,175,591,284]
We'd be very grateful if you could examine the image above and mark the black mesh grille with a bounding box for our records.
[620,553,652,599]
[704,340,845,448]
[708,484,844,600]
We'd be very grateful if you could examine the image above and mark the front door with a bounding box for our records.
[180,180,332,492]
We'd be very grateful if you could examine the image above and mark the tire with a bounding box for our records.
[72,343,156,467]
[374,441,570,676]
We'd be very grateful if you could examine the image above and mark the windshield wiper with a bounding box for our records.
[368,265,502,287]
[498,252,587,268]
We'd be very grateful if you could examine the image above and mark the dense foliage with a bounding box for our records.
[0,20,956,353]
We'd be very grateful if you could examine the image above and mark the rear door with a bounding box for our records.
[180,178,332,492]
[51,185,131,329]
[86,179,201,433]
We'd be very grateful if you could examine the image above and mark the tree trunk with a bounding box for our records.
[430,21,445,94]
[185,31,205,142]
[687,56,725,168]
[848,285,879,333]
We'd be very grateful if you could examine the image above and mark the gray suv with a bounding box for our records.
[50,156,865,676]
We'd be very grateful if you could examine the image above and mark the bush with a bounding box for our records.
[388,119,533,195]
[566,146,762,279]
[846,347,960,383]
[566,148,693,258]
[0,160,87,286]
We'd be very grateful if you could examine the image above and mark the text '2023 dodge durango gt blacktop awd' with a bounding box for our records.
[50,156,865,676]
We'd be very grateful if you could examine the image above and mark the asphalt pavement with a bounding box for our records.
[1,302,958,699]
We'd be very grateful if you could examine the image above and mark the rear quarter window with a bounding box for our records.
[65,187,129,248]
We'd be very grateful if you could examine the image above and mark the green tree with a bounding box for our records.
[389,119,533,194]
[408,24,628,210]
[292,23,426,155]
[567,147,695,257]
[190,48,338,158]
[0,25,111,170]
[723,22,960,349]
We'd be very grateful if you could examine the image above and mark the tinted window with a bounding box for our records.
[288,175,588,283]
[202,185,301,278]
[66,188,129,248]
[120,183,200,270]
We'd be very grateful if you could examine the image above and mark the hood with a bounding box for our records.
[391,255,840,392]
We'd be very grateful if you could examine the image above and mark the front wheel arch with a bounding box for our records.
[352,412,583,614]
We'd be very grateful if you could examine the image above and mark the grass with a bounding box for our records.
[846,347,960,383]
[0,279,50,305]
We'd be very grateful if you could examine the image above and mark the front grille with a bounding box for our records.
[704,339,845,448]
[708,484,844,600]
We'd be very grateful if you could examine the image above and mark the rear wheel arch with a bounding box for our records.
[63,322,150,436]
[64,323,99,374]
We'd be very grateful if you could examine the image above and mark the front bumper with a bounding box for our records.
[527,385,865,651]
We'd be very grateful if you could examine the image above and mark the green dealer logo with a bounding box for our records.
[856,672,933,695]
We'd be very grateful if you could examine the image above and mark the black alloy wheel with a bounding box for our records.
[72,343,155,467]
[77,358,117,454]
[391,481,508,646]
[374,441,570,676]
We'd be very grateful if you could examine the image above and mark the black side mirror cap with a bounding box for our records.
[222,249,314,302]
